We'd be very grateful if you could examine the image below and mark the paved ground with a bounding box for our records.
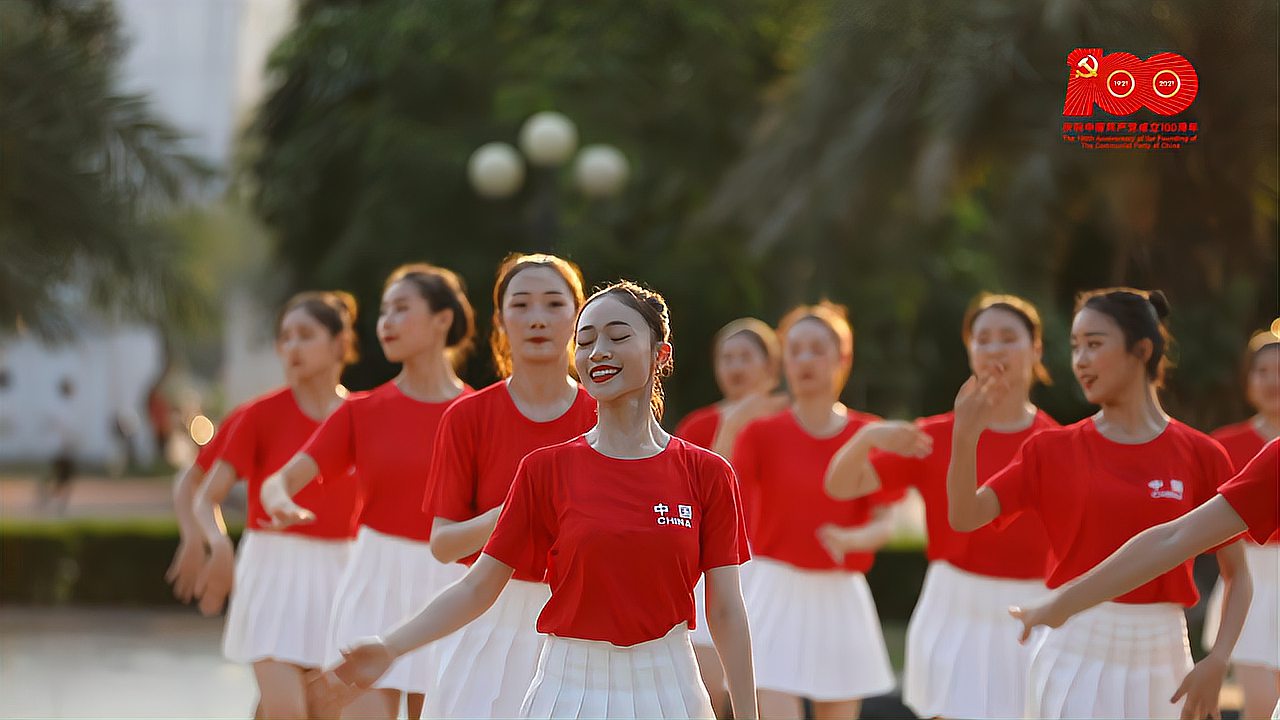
[0,473,246,523]
[0,607,255,718]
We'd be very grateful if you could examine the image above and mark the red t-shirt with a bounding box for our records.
[1218,439,1279,544]
[1212,421,1268,471]
[220,388,359,539]
[871,411,1056,579]
[985,418,1233,606]
[483,435,750,647]
[194,404,248,472]
[427,381,597,578]
[303,381,470,541]
[674,405,721,450]
[732,409,903,572]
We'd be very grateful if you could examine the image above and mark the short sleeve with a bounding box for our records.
[483,455,555,580]
[303,400,356,486]
[219,408,259,480]
[1218,441,1279,544]
[425,407,478,519]
[195,410,242,471]
[698,454,751,571]
[982,433,1043,520]
[1197,438,1235,505]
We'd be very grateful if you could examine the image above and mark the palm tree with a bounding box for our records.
[0,0,212,338]
[703,0,1278,424]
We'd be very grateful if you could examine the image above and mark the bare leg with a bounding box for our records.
[253,661,309,719]
[812,698,861,720]
[1237,664,1280,720]
[406,692,425,720]
[758,689,804,720]
[339,688,399,719]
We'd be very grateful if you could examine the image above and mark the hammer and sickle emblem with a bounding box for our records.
[1075,55,1099,78]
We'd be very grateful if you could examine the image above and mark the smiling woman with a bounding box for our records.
[329,280,759,720]
[944,287,1253,720]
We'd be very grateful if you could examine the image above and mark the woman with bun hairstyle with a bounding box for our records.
[731,301,898,719]
[674,317,780,718]
[191,291,362,718]
[423,253,597,718]
[825,293,1058,719]
[330,281,757,720]
[260,263,475,719]
[1202,326,1280,720]
[945,288,1252,719]
[1013,438,1278,720]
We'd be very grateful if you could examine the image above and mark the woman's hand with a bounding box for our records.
[333,637,396,690]
[867,421,933,458]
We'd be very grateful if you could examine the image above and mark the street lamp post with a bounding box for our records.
[467,111,629,252]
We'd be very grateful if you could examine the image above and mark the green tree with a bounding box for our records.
[246,0,822,405]
[0,0,213,338]
[704,0,1279,426]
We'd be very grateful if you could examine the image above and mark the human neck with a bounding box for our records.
[589,389,668,459]
[396,351,463,402]
[792,394,846,437]
[291,370,342,420]
[506,359,577,421]
[1095,382,1168,443]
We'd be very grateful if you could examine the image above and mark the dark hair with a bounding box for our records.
[777,301,854,392]
[490,253,587,378]
[1074,287,1173,386]
[278,290,360,365]
[962,293,1052,386]
[580,280,673,420]
[385,263,476,359]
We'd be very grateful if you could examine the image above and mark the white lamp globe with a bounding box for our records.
[467,142,525,198]
[519,112,579,167]
[574,144,629,198]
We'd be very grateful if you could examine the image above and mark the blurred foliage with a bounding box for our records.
[705,0,1279,427]
[248,0,1276,429]
[245,0,823,403]
[0,0,214,338]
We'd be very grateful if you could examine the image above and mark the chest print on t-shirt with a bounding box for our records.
[653,502,694,528]
[1147,478,1185,500]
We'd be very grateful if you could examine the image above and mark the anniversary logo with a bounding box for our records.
[1062,48,1199,149]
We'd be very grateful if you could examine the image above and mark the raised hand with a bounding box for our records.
[869,420,933,458]
[953,365,1011,437]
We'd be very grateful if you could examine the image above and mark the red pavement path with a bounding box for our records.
[0,474,246,522]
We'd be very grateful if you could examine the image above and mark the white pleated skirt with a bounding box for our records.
[520,623,714,719]
[1203,542,1280,669]
[222,530,350,667]
[903,561,1047,719]
[1028,601,1192,719]
[426,578,551,718]
[325,526,466,693]
[741,557,895,701]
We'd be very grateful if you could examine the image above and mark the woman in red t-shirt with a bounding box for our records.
[946,287,1253,720]
[825,293,1057,719]
[1013,438,1279,720]
[166,401,249,607]
[731,302,898,718]
[329,281,757,720]
[672,317,779,716]
[261,264,475,720]
[190,291,361,718]
[423,254,597,718]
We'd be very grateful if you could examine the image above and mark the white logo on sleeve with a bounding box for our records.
[1148,479,1185,500]
[654,501,692,528]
